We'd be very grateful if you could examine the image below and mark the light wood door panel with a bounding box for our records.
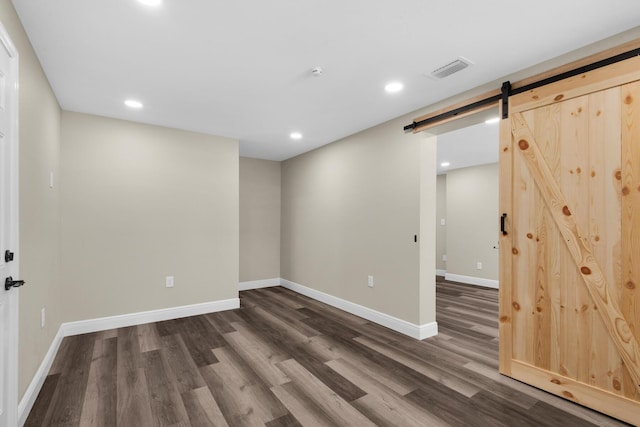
[500,60,640,425]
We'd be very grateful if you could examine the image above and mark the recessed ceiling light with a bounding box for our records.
[440,162,450,167]
[137,0,162,6]
[124,99,143,109]
[385,82,403,93]
[290,132,302,140]
[485,117,500,124]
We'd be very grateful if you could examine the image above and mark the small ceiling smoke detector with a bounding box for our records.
[428,57,474,79]
[311,67,323,77]
[290,132,303,140]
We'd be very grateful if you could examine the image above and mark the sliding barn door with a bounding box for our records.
[499,56,640,424]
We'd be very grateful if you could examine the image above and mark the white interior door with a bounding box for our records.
[0,22,19,427]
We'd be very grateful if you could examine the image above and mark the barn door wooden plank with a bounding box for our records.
[511,112,640,391]
[586,88,625,394]
[559,98,592,385]
[621,80,640,399]
[498,108,514,375]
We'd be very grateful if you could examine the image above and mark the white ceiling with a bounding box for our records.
[11,0,640,161]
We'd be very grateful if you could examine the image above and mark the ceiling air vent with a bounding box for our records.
[428,57,473,79]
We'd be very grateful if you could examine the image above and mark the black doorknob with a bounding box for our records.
[5,276,25,291]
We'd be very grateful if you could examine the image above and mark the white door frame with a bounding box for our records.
[0,20,19,427]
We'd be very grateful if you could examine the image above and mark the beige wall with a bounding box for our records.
[60,112,239,321]
[281,115,435,326]
[446,163,499,281]
[419,136,437,325]
[435,174,447,273]
[239,157,281,282]
[1,0,64,398]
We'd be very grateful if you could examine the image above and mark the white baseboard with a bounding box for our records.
[18,328,64,427]
[18,297,239,425]
[280,278,437,340]
[418,322,439,340]
[445,273,499,289]
[239,278,280,291]
[436,269,447,277]
[62,298,240,336]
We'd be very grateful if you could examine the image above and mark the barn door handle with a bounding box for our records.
[500,213,508,235]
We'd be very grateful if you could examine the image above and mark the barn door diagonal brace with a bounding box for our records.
[511,112,640,391]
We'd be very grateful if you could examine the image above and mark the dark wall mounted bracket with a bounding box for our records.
[501,81,511,119]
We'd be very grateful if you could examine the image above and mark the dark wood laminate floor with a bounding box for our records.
[25,279,631,426]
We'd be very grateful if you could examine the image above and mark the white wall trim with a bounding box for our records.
[445,273,499,289]
[435,269,447,277]
[62,298,240,337]
[239,278,280,291]
[418,321,440,340]
[280,279,437,341]
[18,297,239,425]
[18,328,64,426]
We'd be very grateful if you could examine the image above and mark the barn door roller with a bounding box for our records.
[501,82,511,119]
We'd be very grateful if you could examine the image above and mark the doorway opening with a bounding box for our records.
[435,116,500,289]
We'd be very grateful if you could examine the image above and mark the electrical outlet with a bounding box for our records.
[166,276,174,288]
[442,254,447,262]
[440,218,446,226]
[476,262,483,270]
[41,308,46,328]
[367,275,374,288]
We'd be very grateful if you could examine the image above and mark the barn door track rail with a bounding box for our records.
[403,47,640,132]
